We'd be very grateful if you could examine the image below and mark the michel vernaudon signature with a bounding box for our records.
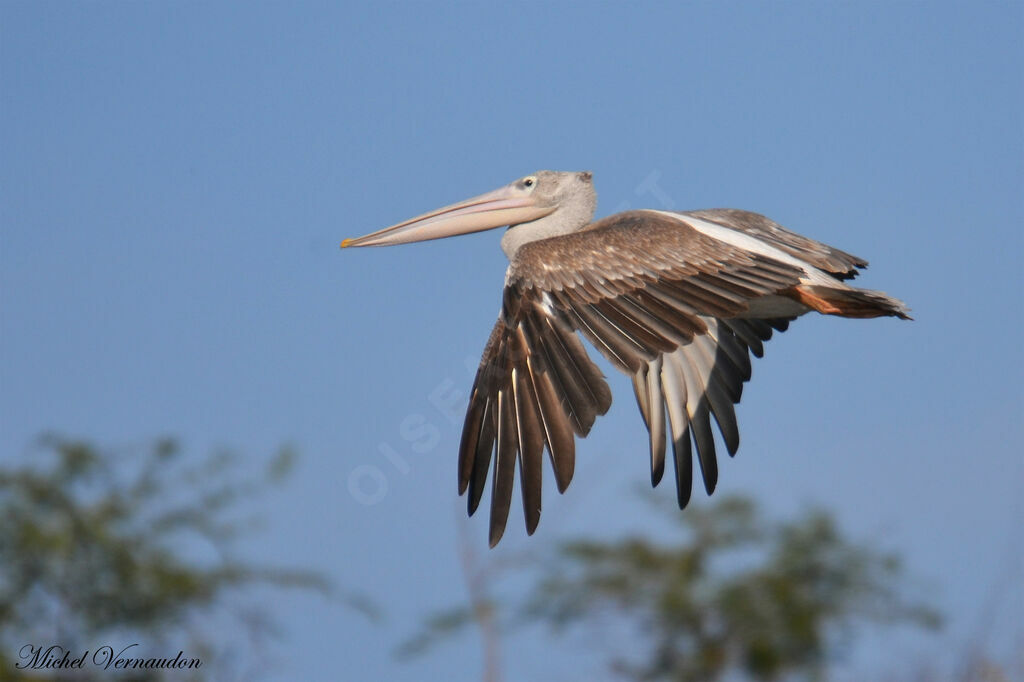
[15,644,202,671]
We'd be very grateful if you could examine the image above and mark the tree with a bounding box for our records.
[401,495,941,682]
[0,435,338,681]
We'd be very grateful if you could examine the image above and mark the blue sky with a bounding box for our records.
[2,1,1021,679]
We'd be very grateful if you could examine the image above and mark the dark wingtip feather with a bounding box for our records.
[512,355,545,540]
[671,427,693,509]
[651,455,666,487]
[529,366,576,495]
[632,360,667,489]
[692,406,718,495]
[553,457,574,494]
[525,506,541,535]
[466,404,495,516]
[488,524,505,548]
[487,392,517,547]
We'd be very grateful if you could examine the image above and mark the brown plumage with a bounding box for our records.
[458,210,907,546]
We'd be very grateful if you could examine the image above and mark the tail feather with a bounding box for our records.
[787,285,912,320]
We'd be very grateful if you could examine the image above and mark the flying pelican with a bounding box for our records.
[342,171,909,546]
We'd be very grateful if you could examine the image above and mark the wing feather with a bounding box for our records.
[488,388,518,547]
[527,355,577,493]
[512,364,544,535]
[521,312,597,435]
[660,356,693,508]
[632,356,667,487]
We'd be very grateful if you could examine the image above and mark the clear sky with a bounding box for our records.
[2,1,1021,680]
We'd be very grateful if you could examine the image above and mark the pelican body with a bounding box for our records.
[343,171,909,546]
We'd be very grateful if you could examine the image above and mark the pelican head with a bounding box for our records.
[342,170,596,257]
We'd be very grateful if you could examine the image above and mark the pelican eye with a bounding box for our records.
[522,176,536,189]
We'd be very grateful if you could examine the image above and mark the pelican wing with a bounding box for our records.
[459,210,828,546]
[685,209,869,280]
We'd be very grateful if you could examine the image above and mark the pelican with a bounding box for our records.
[343,171,909,546]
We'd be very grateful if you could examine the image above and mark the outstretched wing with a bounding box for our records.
[459,209,835,546]
[684,208,868,280]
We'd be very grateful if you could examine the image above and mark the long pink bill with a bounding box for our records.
[341,182,553,248]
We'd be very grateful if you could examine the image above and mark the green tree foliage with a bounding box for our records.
[0,435,331,681]
[402,495,941,682]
